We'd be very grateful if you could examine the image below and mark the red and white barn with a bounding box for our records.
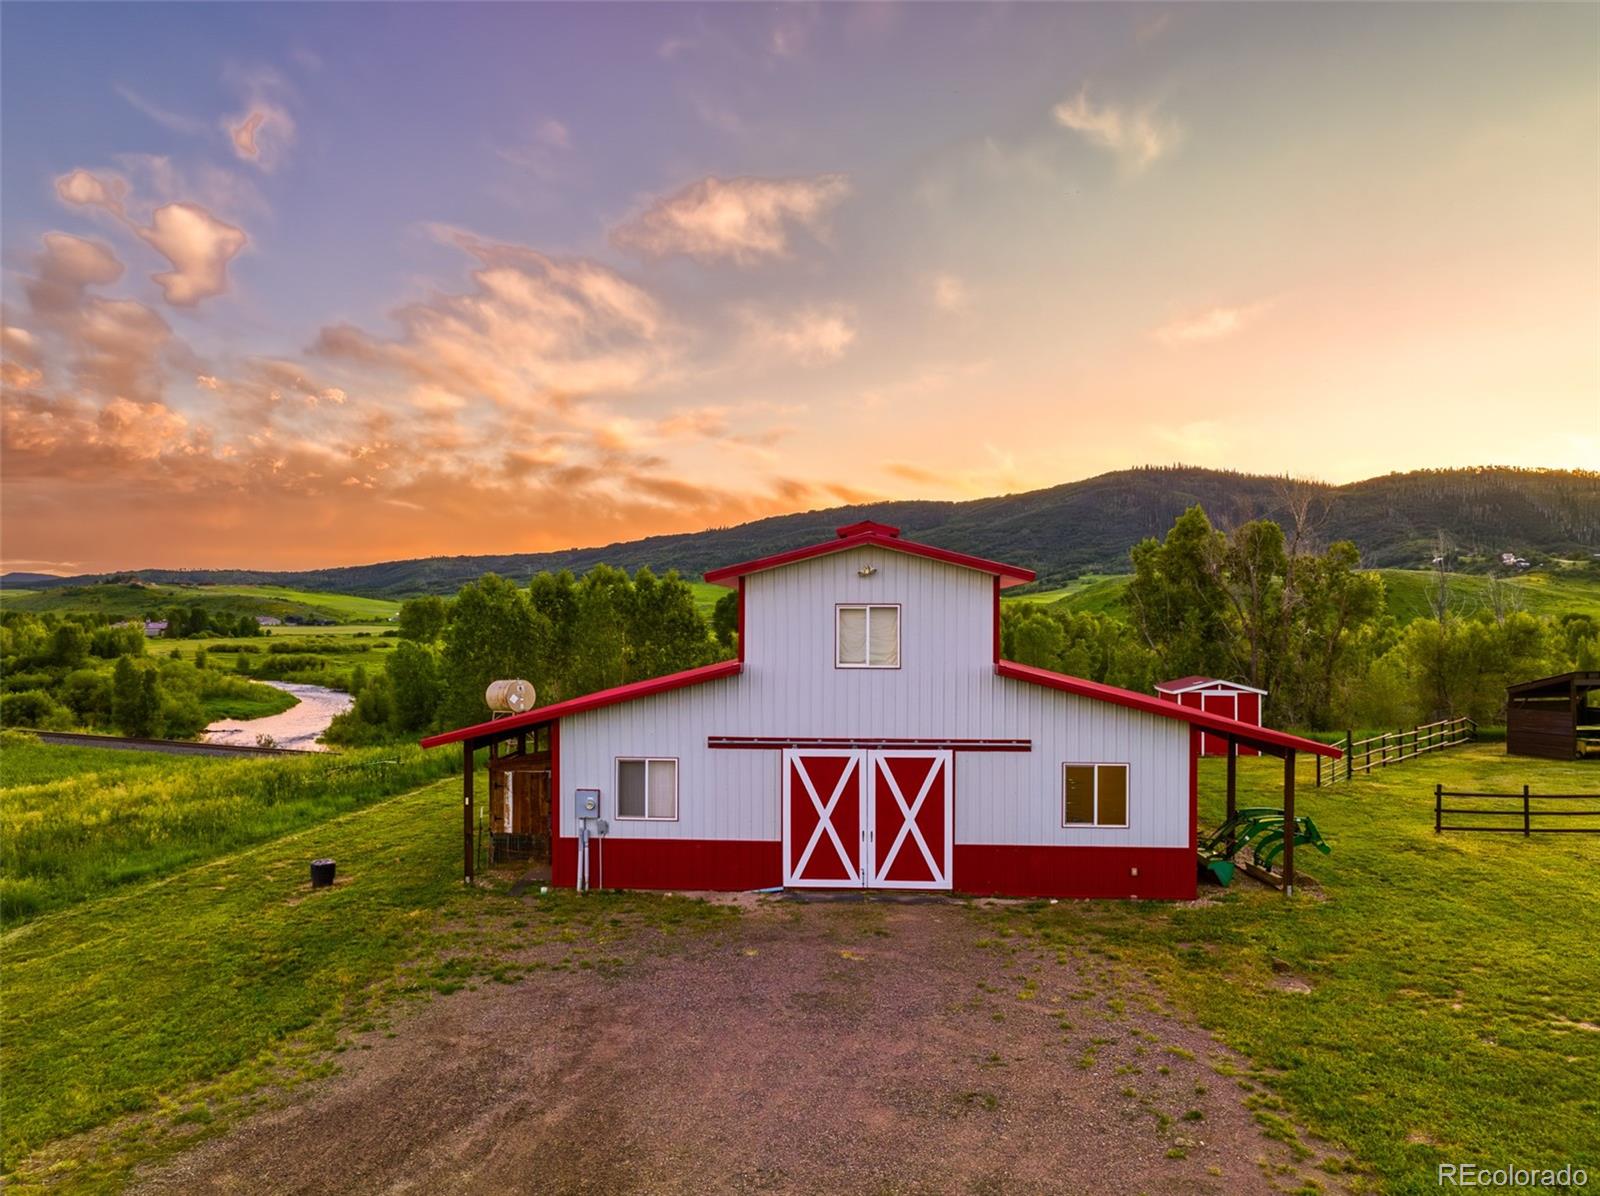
[423,522,1337,900]
[1155,677,1268,757]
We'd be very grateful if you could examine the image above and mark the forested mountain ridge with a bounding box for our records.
[8,466,1596,597]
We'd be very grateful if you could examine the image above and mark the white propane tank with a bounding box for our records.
[484,678,536,714]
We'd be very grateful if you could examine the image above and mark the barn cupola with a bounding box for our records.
[836,520,901,539]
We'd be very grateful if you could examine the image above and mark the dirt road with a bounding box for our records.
[134,896,1342,1195]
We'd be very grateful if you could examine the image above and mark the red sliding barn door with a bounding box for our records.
[783,750,863,887]
[868,751,952,890]
[782,749,953,889]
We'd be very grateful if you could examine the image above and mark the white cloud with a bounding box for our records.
[1153,302,1270,346]
[612,174,851,266]
[227,103,295,170]
[744,306,857,365]
[1053,88,1179,174]
[135,204,248,307]
[115,85,208,136]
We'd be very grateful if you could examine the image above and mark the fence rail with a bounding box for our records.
[1434,783,1600,834]
[1312,717,1476,787]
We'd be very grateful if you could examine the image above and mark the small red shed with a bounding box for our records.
[1155,677,1267,757]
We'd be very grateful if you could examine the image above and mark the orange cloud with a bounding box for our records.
[611,174,851,265]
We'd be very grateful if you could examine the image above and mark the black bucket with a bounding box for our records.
[310,858,336,889]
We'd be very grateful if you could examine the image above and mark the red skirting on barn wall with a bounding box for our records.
[952,844,1197,901]
[552,834,783,891]
[551,836,1195,900]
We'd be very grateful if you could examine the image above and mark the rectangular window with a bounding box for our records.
[1062,763,1130,828]
[616,758,677,820]
[837,604,900,668]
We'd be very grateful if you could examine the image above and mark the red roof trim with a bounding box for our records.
[703,530,1035,589]
[420,659,742,749]
[835,520,900,539]
[996,660,1339,757]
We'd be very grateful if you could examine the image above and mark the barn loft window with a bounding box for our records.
[1063,763,1129,828]
[616,758,678,820]
[837,604,900,668]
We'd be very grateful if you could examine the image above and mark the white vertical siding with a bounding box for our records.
[559,547,1190,848]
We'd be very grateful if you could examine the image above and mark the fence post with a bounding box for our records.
[1316,753,1322,788]
[1523,784,1531,837]
[1435,783,1442,833]
[1346,730,1353,780]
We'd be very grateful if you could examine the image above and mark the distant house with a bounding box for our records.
[143,620,168,637]
[1500,553,1517,566]
[256,616,282,627]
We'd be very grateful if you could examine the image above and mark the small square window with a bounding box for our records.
[616,758,677,820]
[837,604,899,668]
[1062,763,1129,828]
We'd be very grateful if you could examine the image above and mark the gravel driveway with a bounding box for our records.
[135,896,1344,1195]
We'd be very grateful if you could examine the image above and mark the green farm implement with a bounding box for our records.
[1198,807,1332,886]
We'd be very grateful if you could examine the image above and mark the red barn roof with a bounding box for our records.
[703,522,1036,589]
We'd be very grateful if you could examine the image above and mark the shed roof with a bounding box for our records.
[1507,671,1600,698]
[1154,676,1269,696]
[702,522,1036,589]
[998,661,1337,757]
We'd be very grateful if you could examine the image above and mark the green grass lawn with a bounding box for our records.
[0,738,456,923]
[979,745,1600,1194]
[1004,574,1128,608]
[0,773,733,1190]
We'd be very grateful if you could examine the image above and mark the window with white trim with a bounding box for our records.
[616,758,678,820]
[837,604,900,668]
[1063,763,1129,827]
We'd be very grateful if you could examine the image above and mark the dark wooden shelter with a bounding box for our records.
[1506,672,1600,761]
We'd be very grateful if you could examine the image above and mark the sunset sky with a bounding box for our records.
[2,3,1596,573]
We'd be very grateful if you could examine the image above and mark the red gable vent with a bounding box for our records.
[836,520,900,539]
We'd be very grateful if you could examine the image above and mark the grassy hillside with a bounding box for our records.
[0,582,398,625]
[1031,567,1600,626]
[13,466,1596,596]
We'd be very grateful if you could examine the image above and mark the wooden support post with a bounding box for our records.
[463,742,475,885]
[1282,750,1296,896]
[1225,739,1238,856]
[517,731,527,756]
[1435,783,1443,833]
[1346,730,1354,781]
[1523,784,1531,837]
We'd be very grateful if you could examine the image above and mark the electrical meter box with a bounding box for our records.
[574,788,601,820]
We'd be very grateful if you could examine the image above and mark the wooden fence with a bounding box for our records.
[1434,784,1600,834]
[1311,717,1476,788]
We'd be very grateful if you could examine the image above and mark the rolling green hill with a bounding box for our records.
[6,466,1596,597]
[1033,568,1600,626]
[0,583,398,625]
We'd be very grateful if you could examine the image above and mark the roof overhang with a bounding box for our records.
[703,528,1036,589]
[421,659,743,750]
[998,660,1339,758]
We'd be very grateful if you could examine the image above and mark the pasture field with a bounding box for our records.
[185,628,399,693]
[1032,568,1600,626]
[983,744,1600,1193]
[0,583,396,627]
[1003,574,1127,607]
[0,735,455,923]
[2,742,1595,1192]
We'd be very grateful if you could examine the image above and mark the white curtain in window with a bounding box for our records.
[617,760,647,818]
[647,759,677,819]
[838,606,867,665]
[867,607,899,667]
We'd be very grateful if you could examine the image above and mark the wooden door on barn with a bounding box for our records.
[782,749,952,890]
[783,750,864,887]
[489,766,552,864]
[867,751,952,890]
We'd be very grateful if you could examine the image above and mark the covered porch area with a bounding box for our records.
[451,720,557,885]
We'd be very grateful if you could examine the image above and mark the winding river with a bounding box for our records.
[203,681,353,752]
